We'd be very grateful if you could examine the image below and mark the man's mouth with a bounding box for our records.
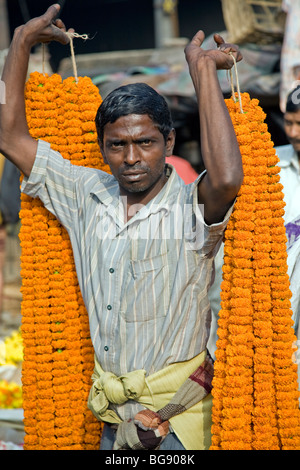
[121,170,147,181]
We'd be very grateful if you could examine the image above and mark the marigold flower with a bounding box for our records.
[211,92,300,450]
[21,71,107,449]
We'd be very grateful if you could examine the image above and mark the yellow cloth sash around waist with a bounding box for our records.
[87,350,212,450]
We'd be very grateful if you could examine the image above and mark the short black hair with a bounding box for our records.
[95,83,173,145]
[286,85,300,113]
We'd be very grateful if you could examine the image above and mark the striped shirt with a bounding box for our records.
[276,144,300,224]
[21,139,233,420]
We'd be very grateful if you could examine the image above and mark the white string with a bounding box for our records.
[42,43,45,76]
[66,32,90,83]
[67,32,90,41]
[229,69,237,103]
[229,52,243,114]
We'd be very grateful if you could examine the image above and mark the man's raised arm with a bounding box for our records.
[0,4,70,177]
[185,31,244,225]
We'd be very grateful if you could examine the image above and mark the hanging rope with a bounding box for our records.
[229,51,244,113]
[66,32,90,84]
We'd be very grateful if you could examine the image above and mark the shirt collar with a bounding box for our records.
[90,174,120,208]
[277,145,300,171]
[291,152,300,172]
[127,164,183,223]
[284,151,300,171]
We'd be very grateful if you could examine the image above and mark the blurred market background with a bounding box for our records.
[0,0,291,449]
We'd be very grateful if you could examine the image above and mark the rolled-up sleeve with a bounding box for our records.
[21,139,81,230]
[191,171,235,255]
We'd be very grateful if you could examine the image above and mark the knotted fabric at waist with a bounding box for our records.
[88,350,214,450]
[88,368,147,421]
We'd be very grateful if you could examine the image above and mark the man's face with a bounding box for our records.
[284,109,300,154]
[100,114,175,200]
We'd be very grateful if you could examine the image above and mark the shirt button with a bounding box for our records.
[104,346,109,351]
[109,268,114,273]
[107,305,112,310]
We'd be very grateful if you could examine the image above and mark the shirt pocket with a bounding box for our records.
[120,252,170,322]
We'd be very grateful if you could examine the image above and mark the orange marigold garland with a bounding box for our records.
[211,92,300,450]
[20,71,110,450]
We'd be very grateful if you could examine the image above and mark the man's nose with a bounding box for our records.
[124,144,140,164]
[289,123,300,138]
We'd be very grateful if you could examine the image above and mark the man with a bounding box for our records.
[276,85,300,389]
[276,85,300,225]
[280,0,300,113]
[0,5,243,450]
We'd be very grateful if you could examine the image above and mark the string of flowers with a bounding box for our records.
[211,92,300,450]
[20,71,110,450]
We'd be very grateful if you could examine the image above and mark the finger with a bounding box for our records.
[50,13,71,45]
[42,3,61,23]
[190,30,205,48]
[52,29,70,45]
[54,18,67,32]
[213,33,225,47]
[226,49,243,63]
[231,50,243,63]
[218,43,237,51]
[217,42,243,63]
[237,50,243,62]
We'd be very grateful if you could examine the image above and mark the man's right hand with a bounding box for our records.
[14,3,72,48]
[0,4,74,177]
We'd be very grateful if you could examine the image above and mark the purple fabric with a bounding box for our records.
[286,218,300,250]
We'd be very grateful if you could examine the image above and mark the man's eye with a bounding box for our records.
[111,142,123,148]
[141,139,151,145]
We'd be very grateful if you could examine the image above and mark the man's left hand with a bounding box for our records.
[185,30,243,71]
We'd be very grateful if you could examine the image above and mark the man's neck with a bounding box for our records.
[121,173,168,222]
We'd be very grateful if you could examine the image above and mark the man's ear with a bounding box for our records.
[166,128,176,157]
[98,137,108,163]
